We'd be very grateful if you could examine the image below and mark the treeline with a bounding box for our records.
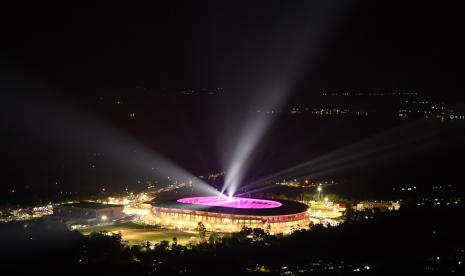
[0,204,464,275]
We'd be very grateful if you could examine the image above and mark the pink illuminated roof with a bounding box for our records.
[177,196,282,209]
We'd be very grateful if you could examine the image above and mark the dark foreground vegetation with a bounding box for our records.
[1,204,464,275]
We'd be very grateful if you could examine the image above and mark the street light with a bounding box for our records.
[317,186,322,201]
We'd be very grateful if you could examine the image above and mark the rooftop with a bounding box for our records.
[153,197,308,216]
[177,196,282,209]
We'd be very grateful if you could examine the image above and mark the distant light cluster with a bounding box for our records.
[322,91,419,96]
[398,100,464,121]
[290,106,369,117]
[276,179,338,188]
[181,88,224,95]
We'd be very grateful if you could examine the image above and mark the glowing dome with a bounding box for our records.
[177,196,282,209]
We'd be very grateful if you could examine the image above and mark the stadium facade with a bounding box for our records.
[147,196,310,234]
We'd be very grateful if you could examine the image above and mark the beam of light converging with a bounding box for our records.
[2,83,220,196]
[236,120,465,196]
[239,123,464,196]
[221,92,283,197]
[220,2,352,197]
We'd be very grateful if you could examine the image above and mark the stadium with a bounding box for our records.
[148,196,310,234]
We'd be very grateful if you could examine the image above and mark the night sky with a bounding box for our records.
[1,2,464,202]
[2,3,463,96]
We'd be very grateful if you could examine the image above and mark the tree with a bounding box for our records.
[172,237,177,246]
[252,228,267,242]
[197,221,206,241]
[155,240,170,252]
[208,232,220,244]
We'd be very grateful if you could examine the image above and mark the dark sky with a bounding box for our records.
[1,2,464,202]
[2,2,463,96]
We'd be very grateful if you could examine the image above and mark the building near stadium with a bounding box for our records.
[148,196,310,234]
[46,202,124,226]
